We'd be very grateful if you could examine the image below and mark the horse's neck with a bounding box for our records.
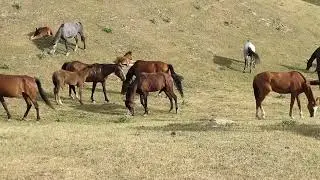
[101,65,115,77]
[304,85,316,104]
[126,80,138,100]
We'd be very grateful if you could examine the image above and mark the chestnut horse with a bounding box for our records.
[125,72,178,116]
[121,60,184,99]
[0,75,54,120]
[52,65,93,105]
[61,61,125,103]
[113,51,133,67]
[30,26,53,40]
[253,71,319,119]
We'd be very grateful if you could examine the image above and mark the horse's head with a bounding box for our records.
[30,28,42,40]
[115,65,126,81]
[125,99,135,116]
[307,97,320,117]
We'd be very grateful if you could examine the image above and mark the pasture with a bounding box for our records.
[0,0,320,179]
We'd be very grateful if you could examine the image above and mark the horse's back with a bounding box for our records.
[60,22,82,38]
[62,61,89,71]
[134,60,169,73]
[0,74,36,97]
[244,41,256,55]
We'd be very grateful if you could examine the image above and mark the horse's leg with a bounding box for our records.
[74,36,79,52]
[53,85,61,105]
[289,94,296,119]
[79,31,86,50]
[296,95,303,118]
[0,96,11,120]
[102,81,109,103]
[243,56,247,73]
[22,93,32,120]
[256,89,269,119]
[249,57,253,73]
[163,90,174,112]
[78,85,84,105]
[64,38,70,56]
[143,94,149,115]
[139,94,145,107]
[91,82,97,103]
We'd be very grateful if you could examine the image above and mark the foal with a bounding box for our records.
[50,22,86,56]
[243,40,260,73]
[52,65,93,105]
[125,72,178,116]
[30,26,53,40]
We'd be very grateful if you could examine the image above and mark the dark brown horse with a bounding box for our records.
[125,72,178,116]
[113,51,133,67]
[61,61,125,103]
[121,60,184,99]
[30,26,53,40]
[52,65,93,105]
[0,74,54,120]
[253,71,319,119]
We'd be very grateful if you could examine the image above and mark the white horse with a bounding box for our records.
[243,41,260,73]
[50,22,86,56]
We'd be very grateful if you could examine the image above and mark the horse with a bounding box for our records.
[113,51,133,67]
[52,65,93,105]
[125,72,178,116]
[121,60,184,100]
[253,71,319,119]
[243,40,260,73]
[30,26,53,40]
[306,47,320,87]
[61,61,125,103]
[50,22,86,56]
[0,75,54,120]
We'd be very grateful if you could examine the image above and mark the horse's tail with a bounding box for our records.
[35,78,55,109]
[248,47,260,64]
[168,64,184,98]
[253,78,259,103]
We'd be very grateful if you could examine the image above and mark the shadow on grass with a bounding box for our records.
[73,103,125,115]
[135,120,234,132]
[260,121,320,140]
[213,55,243,72]
[302,0,320,6]
[280,64,307,72]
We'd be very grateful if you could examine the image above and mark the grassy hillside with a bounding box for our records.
[0,0,320,179]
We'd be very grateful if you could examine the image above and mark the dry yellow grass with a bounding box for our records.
[0,0,320,179]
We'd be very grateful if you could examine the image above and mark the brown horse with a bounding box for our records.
[113,51,133,67]
[125,72,178,116]
[52,65,93,105]
[30,26,53,40]
[0,74,54,120]
[253,71,319,119]
[61,61,125,103]
[121,60,184,99]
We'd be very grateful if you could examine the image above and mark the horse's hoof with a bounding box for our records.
[92,101,96,104]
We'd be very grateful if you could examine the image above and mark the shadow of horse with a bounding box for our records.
[213,55,243,72]
[135,120,233,132]
[302,0,320,6]
[280,64,308,72]
[260,122,320,140]
[73,103,126,115]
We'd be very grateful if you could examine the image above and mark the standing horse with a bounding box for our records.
[52,65,93,105]
[121,60,184,100]
[306,47,320,87]
[125,72,178,116]
[243,40,260,73]
[61,61,125,103]
[30,26,53,40]
[50,22,86,56]
[253,71,319,119]
[0,75,54,120]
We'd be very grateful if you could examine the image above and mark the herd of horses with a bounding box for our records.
[0,21,319,121]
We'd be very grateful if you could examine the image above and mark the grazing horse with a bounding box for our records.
[253,71,319,119]
[61,61,125,103]
[30,26,53,40]
[125,72,178,116]
[0,75,54,120]
[52,65,93,105]
[306,47,320,87]
[243,40,260,73]
[121,60,184,100]
[50,22,86,56]
[113,51,133,67]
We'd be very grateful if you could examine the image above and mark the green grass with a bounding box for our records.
[0,0,320,179]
